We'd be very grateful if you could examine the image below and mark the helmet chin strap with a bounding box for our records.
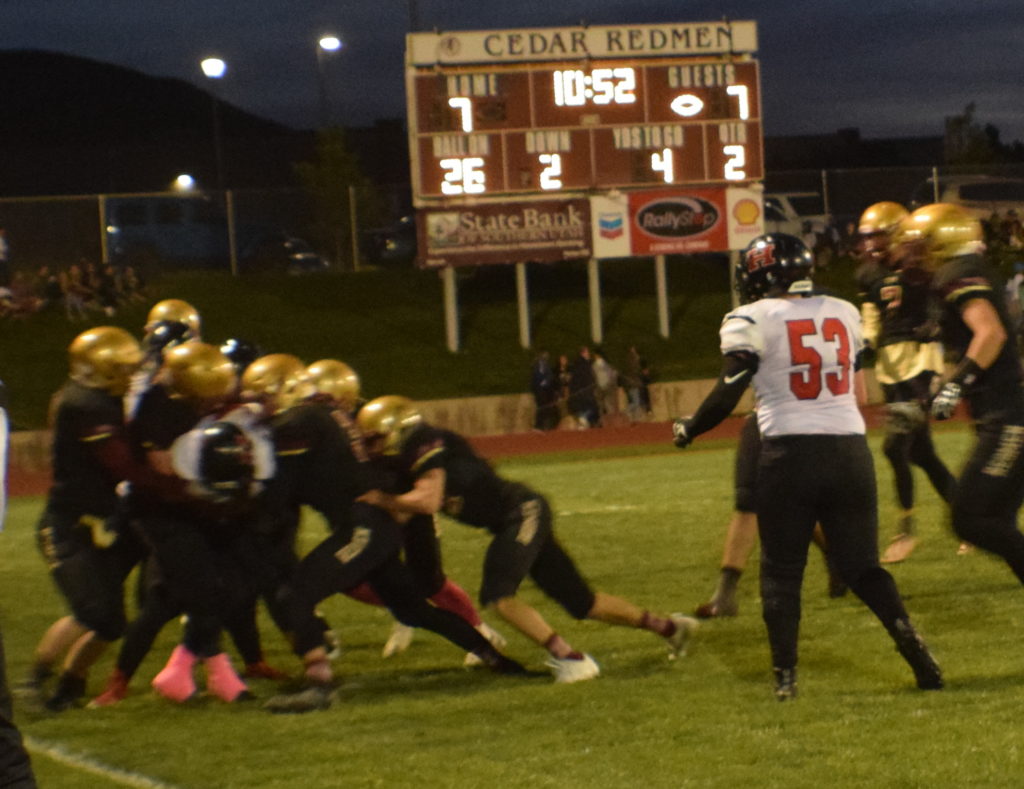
[787,279,815,296]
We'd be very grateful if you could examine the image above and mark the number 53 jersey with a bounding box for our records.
[720,294,865,438]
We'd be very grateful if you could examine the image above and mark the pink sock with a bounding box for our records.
[151,645,197,703]
[429,579,482,627]
[204,653,249,702]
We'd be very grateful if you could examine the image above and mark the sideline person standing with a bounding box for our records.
[672,233,942,700]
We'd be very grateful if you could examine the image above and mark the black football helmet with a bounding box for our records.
[146,320,193,357]
[220,338,263,376]
[197,421,255,501]
[736,233,814,303]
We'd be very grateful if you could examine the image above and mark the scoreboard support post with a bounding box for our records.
[442,266,460,352]
[515,262,531,349]
[587,258,603,346]
[654,255,670,339]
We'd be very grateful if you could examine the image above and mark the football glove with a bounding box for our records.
[672,417,693,449]
[930,382,962,421]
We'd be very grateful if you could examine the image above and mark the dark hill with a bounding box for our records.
[0,50,308,194]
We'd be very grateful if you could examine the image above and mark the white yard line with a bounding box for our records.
[24,736,182,789]
[557,504,641,516]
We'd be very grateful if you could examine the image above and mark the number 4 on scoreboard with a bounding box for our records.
[651,148,674,183]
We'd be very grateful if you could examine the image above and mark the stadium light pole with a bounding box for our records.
[315,35,343,129]
[200,56,227,191]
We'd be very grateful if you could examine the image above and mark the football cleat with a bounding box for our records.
[694,597,739,619]
[88,669,129,708]
[204,655,252,703]
[773,667,798,701]
[546,653,600,684]
[381,622,415,659]
[263,684,335,714]
[881,534,918,564]
[44,672,87,713]
[151,645,198,703]
[893,620,943,690]
[666,614,699,660]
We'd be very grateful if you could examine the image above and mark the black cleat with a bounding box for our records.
[893,620,943,690]
[44,673,87,713]
[773,667,797,701]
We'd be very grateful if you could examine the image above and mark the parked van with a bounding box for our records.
[909,175,1024,219]
[104,194,329,272]
[763,192,831,237]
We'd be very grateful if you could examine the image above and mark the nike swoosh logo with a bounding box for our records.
[724,370,749,385]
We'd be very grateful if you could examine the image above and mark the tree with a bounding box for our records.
[944,103,1024,165]
[294,128,383,270]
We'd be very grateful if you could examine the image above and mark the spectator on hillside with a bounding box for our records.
[592,347,619,422]
[61,266,89,321]
[530,350,559,431]
[567,346,599,428]
[33,266,64,312]
[96,264,119,317]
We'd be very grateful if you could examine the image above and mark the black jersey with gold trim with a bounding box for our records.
[48,380,128,518]
[394,425,530,532]
[933,254,1024,418]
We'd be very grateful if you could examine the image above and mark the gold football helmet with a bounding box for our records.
[68,326,144,396]
[146,299,201,338]
[858,202,908,235]
[240,353,312,413]
[306,359,361,412]
[356,395,422,455]
[160,342,237,403]
[894,203,983,267]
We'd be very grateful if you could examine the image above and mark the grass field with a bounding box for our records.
[5,424,1023,788]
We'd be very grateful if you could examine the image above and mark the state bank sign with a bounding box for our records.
[590,186,764,257]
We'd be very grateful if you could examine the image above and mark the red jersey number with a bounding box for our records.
[786,317,852,400]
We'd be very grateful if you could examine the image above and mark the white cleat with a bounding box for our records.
[666,614,700,660]
[546,653,600,684]
[381,623,415,658]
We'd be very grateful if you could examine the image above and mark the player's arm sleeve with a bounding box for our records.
[685,351,758,440]
[860,301,881,347]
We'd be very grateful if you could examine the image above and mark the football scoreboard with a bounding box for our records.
[406,21,762,205]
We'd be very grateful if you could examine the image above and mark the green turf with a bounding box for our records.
[5,426,1023,788]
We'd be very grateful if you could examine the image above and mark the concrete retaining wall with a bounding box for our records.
[8,372,885,471]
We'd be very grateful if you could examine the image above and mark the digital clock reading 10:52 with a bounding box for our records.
[408,57,763,203]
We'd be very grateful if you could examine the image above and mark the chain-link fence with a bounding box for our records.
[0,182,412,280]
[1,163,1023,280]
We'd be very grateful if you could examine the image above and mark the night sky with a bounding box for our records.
[3,0,1023,142]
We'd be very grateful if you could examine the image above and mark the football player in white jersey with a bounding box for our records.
[672,233,942,700]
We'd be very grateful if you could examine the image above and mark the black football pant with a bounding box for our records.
[757,436,910,670]
[280,503,499,658]
[882,421,956,511]
[952,420,1024,583]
